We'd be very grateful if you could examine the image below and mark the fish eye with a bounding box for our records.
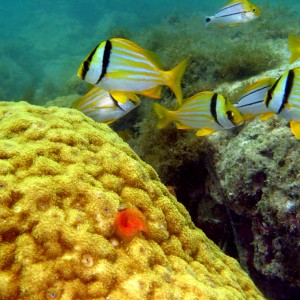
[252,8,256,12]
[226,111,234,121]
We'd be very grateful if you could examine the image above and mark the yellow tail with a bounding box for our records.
[165,58,188,105]
[153,103,175,129]
[288,34,300,64]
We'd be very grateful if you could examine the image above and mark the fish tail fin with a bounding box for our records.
[165,58,188,105]
[153,103,174,129]
[288,34,300,64]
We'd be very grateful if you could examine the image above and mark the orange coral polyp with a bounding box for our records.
[115,208,147,240]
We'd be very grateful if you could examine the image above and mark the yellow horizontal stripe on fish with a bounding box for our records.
[78,38,187,104]
[109,43,162,77]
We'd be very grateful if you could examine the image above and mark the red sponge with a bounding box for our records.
[115,208,148,240]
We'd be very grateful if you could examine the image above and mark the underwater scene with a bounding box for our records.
[0,0,300,299]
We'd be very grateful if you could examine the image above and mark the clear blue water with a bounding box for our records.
[0,0,299,103]
[0,2,300,300]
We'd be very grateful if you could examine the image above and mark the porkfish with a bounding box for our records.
[153,91,244,136]
[264,67,300,139]
[234,77,276,121]
[205,0,262,27]
[78,38,187,105]
[73,86,140,124]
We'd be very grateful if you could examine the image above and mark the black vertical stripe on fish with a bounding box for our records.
[96,40,112,84]
[210,93,222,127]
[278,69,294,114]
[265,77,281,107]
[80,44,99,80]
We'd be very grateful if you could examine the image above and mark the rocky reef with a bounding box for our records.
[0,101,264,299]
[131,101,300,299]
[205,116,300,299]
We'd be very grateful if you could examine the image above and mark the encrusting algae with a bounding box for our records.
[0,101,264,299]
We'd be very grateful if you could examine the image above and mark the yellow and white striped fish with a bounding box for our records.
[78,38,187,104]
[153,91,244,136]
[234,78,276,121]
[73,86,140,124]
[205,0,261,27]
[264,67,300,139]
[288,34,300,64]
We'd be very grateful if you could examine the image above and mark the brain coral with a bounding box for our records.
[0,101,264,299]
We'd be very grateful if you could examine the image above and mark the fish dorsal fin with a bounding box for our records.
[183,91,214,105]
[196,128,216,136]
[222,0,251,10]
[112,38,164,69]
[143,49,164,69]
[242,78,276,95]
[290,120,300,139]
[288,34,300,64]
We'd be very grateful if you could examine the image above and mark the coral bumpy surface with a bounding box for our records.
[0,102,264,299]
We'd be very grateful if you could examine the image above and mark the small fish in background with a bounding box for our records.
[78,38,187,105]
[205,0,262,27]
[288,34,300,64]
[153,91,244,136]
[234,77,276,121]
[264,67,300,139]
[73,86,140,124]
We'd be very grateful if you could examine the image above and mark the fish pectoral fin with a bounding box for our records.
[110,91,128,104]
[260,112,274,121]
[290,120,300,139]
[196,128,216,136]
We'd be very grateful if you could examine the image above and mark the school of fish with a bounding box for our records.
[75,0,300,139]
